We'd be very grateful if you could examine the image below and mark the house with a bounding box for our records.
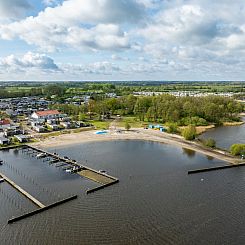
[14,135,30,143]
[60,122,71,129]
[0,137,9,145]
[76,121,86,127]
[33,126,46,133]
[0,119,11,131]
[31,110,62,121]
[5,109,17,118]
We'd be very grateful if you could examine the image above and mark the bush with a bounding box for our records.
[181,125,197,140]
[125,122,131,131]
[166,123,179,133]
[230,144,245,156]
[204,138,216,148]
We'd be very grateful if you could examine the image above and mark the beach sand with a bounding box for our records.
[32,128,240,164]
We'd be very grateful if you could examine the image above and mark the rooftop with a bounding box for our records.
[35,110,60,116]
[0,119,11,125]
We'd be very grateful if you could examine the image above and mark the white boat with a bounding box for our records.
[0,178,4,183]
[36,153,46,158]
[66,166,79,173]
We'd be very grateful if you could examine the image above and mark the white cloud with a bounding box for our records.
[62,61,120,75]
[0,52,59,72]
[2,0,245,80]
[0,0,143,51]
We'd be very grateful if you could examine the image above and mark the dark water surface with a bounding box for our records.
[1,141,245,244]
[200,118,245,150]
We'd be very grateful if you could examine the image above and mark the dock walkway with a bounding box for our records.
[0,172,45,208]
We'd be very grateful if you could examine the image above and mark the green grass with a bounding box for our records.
[89,120,112,130]
[6,87,34,92]
[117,116,145,128]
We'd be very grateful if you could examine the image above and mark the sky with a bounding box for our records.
[0,0,245,81]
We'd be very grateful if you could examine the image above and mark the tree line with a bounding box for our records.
[50,94,244,126]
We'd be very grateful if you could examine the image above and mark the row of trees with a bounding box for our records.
[50,94,243,126]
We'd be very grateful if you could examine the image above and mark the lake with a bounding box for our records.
[1,140,245,244]
[200,118,245,150]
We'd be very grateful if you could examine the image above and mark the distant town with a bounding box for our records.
[0,81,243,154]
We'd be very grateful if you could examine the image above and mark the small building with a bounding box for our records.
[33,126,46,133]
[5,109,17,118]
[76,121,85,127]
[0,119,11,131]
[14,135,30,143]
[4,127,23,137]
[60,122,71,129]
[0,137,9,145]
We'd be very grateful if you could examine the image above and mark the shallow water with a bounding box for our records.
[0,141,245,244]
[200,118,245,150]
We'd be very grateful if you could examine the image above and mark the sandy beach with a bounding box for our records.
[32,128,240,164]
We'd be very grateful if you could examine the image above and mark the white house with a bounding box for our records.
[31,110,62,121]
[0,137,9,145]
[33,125,46,133]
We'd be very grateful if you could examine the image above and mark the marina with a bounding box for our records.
[0,144,119,223]
[23,144,119,192]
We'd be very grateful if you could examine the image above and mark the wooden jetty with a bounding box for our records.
[188,162,245,174]
[0,171,77,224]
[86,179,119,194]
[0,172,45,208]
[8,195,77,224]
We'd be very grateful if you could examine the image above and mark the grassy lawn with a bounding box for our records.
[117,116,145,128]
[89,120,112,130]
[6,87,34,92]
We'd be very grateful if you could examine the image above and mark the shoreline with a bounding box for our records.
[31,128,240,164]
[223,121,244,126]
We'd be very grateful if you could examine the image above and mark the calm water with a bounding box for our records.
[1,141,245,244]
[200,118,245,150]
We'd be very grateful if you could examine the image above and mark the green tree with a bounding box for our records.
[230,144,245,156]
[166,122,179,133]
[181,125,197,140]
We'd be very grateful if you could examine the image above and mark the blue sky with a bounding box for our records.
[0,0,245,81]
